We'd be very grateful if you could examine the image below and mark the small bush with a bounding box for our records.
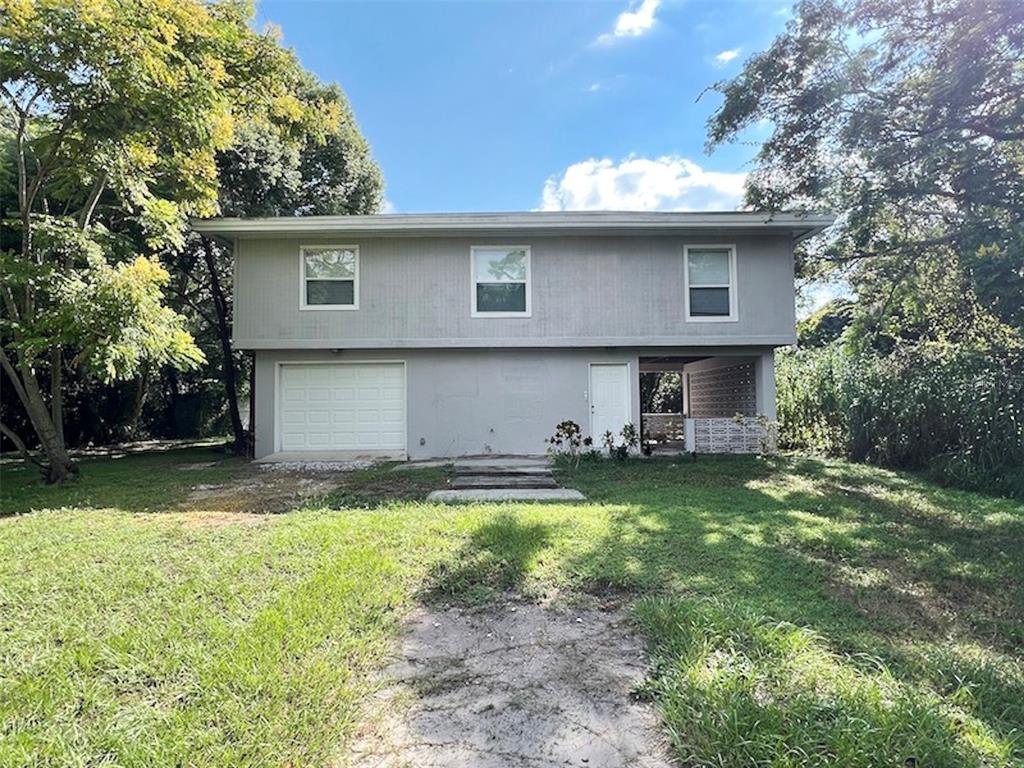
[777,344,1024,498]
[546,420,591,467]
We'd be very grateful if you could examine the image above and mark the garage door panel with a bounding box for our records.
[279,363,405,452]
[281,388,306,404]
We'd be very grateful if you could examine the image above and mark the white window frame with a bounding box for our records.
[299,244,359,311]
[470,245,532,318]
[683,244,738,323]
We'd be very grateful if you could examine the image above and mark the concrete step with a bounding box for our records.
[453,457,550,471]
[453,466,553,477]
[428,488,586,503]
[452,475,559,490]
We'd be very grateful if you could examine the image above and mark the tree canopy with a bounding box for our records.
[0,0,351,480]
[708,0,1024,350]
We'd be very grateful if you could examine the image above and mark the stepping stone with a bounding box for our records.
[427,488,586,503]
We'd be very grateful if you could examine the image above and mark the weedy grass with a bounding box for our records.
[1,449,1021,766]
[635,598,1013,767]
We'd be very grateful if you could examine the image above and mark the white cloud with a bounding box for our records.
[594,0,661,45]
[539,155,747,212]
[714,47,742,65]
[587,82,602,92]
[380,197,397,214]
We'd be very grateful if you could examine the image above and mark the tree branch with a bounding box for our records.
[0,346,32,412]
[78,171,107,230]
[0,422,45,469]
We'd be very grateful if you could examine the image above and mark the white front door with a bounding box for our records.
[589,363,630,443]
[278,363,406,452]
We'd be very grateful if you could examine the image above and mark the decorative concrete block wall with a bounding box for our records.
[691,417,772,454]
[687,362,756,417]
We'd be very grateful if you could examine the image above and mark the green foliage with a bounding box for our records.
[797,298,854,347]
[215,78,383,218]
[641,371,683,413]
[545,419,591,466]
[1,0,320,223]
[777,344,1024,497]
[1,0,377,472]
[60,253,206,382]
[708,0,1024,347]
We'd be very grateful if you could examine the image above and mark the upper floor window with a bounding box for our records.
[300,245,358,310]
[471,246,531,317]
[684,245,737,322]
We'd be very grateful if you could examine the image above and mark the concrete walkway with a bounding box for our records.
[427,458,585,503]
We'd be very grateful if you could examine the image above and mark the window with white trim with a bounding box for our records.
[471,246,531,316]
[685,245,736,321]
[300,245,358,309]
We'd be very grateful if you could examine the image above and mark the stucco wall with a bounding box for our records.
[253,347,777,459]
[235,234,796,348]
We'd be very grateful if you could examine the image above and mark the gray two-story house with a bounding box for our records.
[191,211,832,460]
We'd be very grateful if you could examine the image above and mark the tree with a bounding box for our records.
[797,298,854,347]
[0,0,324,481]
[707,0,1024,350]
[173,74,383,453]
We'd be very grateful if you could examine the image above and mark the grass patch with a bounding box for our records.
[636,598,1013,767]
[0,445,249,514]
[1,450,1021,766]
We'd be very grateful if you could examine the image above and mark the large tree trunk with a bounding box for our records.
[200,236,246,453]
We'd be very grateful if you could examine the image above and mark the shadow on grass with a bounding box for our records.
[552,455,1024,761]
[425,511,557,605]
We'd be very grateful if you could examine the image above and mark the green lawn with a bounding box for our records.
[1,449,1021,767]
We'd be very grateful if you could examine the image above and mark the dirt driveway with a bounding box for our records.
[350,595,672,768]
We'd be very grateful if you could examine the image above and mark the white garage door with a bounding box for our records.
[278,363,405,452]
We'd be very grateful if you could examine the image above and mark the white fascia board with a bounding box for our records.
[192,211,835,238]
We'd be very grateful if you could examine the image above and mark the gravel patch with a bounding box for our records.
[258,460,375,473]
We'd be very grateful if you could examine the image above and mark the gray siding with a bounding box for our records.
[253,346,776,459]
[235,235,796,348]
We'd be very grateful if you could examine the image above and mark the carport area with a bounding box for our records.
[639,351,777,454]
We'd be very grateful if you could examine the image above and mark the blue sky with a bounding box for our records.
[257,0,792,214]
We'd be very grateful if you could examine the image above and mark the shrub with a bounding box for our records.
[545,420,590,467]
[602,423,640,460]
[777,343,1024,497]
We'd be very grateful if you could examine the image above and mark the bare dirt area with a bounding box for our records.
[349,596,673,768]
[183,465,355,514]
